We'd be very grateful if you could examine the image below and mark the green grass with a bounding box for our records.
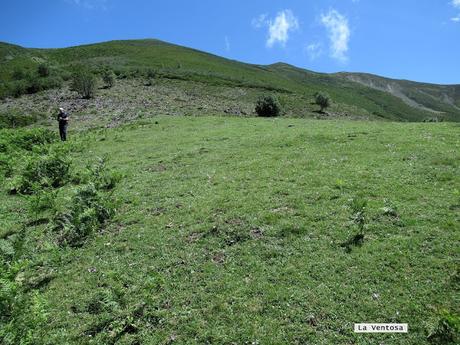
[1,116,459,344]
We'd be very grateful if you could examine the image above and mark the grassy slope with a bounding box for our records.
[1,39,460,122]
[2,116,458,344]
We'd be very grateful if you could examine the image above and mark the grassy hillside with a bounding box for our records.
[1,39,459,122]
[1,116,459,344]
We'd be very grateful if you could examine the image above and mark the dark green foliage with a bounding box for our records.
[37,64,50,77]
[27,189,57,218]
[255,95,282,117]
[102,69,115,88]
[428,310,460,344]
[0,76,62,99]
[14,151,71,194]
[0,128,57,182]
[350,198,367,233]
[0,110,44,129]
[144,69,157,86]
[341,198,368,252]
[51,183,115,247]
[11,80,27,98]
[314,91,331,112]
[73,157,123,190]
[0,154,12,178]
[146,69,156,79]
[71,71,97,99]
[0,128,57,152]
[0,128,120,344]
[11,69,26,80]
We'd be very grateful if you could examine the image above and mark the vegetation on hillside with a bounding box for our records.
[1,39,459,122]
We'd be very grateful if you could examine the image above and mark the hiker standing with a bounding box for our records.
[57,107,69,141]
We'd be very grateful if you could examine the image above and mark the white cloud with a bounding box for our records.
[305,42,323,61]
[266,10,299,48]
[225,36,230,51]
[251,14,268,28]
[320,9,350,62]
[252,10,299,48]
[450,1,460,22]
[67,0,107,10]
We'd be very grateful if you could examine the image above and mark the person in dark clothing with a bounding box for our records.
[57,107,69,141]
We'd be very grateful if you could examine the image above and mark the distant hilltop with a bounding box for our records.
[1,39,459,121]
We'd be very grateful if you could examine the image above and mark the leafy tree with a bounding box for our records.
[71,71,97,99]
[314,92,331,113]
[255,95,282,117]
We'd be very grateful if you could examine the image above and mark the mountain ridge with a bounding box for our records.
[1,38,459,121]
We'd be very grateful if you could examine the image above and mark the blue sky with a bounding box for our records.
[1,0,459,84]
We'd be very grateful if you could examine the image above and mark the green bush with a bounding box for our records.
[11,81,27,98]
[71,71,97,99]
[27,189,58,219]
[0,110,44,129]
[146,69,157,79]
[25,76,62,95]
[0,76,62,99]
[428,310,460,344]
[37,64,50,78]
[15,151,71,194]
[314,92,331,113]
[51,183,116,246]
[255,95,282,117]
[102,70,115,88]
[0,128,57,152]
[0,154,13,178]
[11,69,26,80]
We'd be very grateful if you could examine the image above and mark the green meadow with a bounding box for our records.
[1,115,459,344]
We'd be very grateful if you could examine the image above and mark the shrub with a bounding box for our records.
[428,310,460,344]
[71,71,97,99]
[0,154,13,178]
[314,92,331,113]
[350,198,367,233]
[27,189,58,219]
[102,70,115,88]
[15,151,71,194]
[11,81,27,98]
[255,95,282,117]
[341,198,368,252]
[51,183,115,246]
[73,157,123,190]
[12,69,26,80]
[0,128,57,152]
[37,64,50,78]
[0,110,41,129]
[146,69,157,79]
[16,76,63,96]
